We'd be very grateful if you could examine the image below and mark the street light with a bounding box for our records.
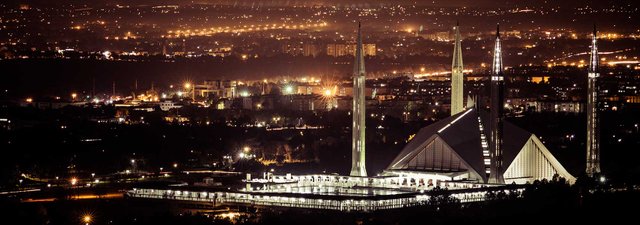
[71,178,78,186]
[83,215,92,225]
[283,85,294,95]
[184,82,194,100]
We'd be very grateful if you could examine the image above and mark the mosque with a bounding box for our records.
[128,23,603,211]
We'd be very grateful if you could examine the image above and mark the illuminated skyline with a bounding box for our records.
[1,1,639,224]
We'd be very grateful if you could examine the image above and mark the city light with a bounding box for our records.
[82,215,92,225]
[239,152,256,159]
[102,51,111,59]
[3,2,639,222]
[283,85,294,94]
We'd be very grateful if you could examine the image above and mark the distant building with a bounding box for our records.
[195,80,237,99]
[303,43,320,57]
[282,43,320,57]
[326,43,376,57]
[20,98,75,109]
[281,95,315,111]
[158,101,183,111]
[206,47,232,57]
[526,101,583,113]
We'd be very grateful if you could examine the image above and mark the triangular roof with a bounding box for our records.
[386,108,572,183]
[388,109,486,181]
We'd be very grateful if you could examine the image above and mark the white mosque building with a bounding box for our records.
[127,23,582,212]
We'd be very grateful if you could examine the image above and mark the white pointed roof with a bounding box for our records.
[387,109,575,184]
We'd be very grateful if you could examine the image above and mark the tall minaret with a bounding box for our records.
[451,21,464,116]
[586,25,601,176]
[350,22,367,177]
[489,25,505,184]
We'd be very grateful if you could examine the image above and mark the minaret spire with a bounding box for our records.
[492,25,503,75]
[350,22,367,177]
[586,24,601,176]
[451,21,464,115]
[489,24,505,184]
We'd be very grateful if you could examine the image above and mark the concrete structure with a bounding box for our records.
[489,25,506,184]
[384,108,575,185]
[586,26,601,176]
[350,22,367,177]
[451,22,464,116]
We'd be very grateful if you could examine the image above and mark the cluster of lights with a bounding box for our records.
[239,146,256,159]
[413,69,473,79]
[164,22,328,38]
[238,152,257,159]
[104,31,139,40]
